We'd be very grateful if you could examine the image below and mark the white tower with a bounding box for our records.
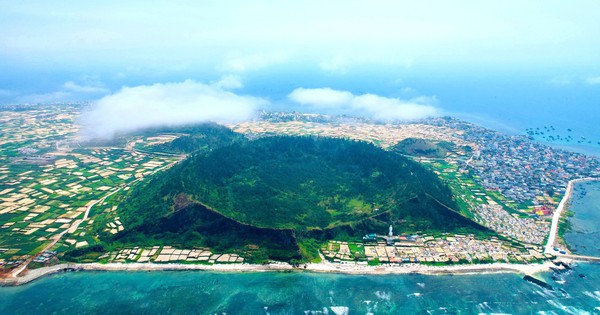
[388,225,393,237]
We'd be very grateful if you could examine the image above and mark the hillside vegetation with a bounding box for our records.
[392,138,454,158]
[137,123,245,154]
[110,136,490,262]
[81,122,243,154]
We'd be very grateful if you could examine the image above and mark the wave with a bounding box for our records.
[582,291,600,302]
[303,307,331,314]
[329,306,349,315]
[476,301,493,312]
[546,299,591,315]
[534,288,558,299]
[374,291,392,301]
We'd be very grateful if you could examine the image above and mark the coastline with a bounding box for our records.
[4,178,598,288]
[544,177,600,254]
[1,260,557,287]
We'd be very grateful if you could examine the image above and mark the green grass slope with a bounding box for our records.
[112,136,491,262]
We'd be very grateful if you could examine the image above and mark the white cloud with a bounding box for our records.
[352,94,438,120]
[79,79,265,139]
[319,56,349,74]
[221,52,287,72]
[288,87,439,121]
[400,87,416,94]
[212,75,243,89]
[319,55,414,74]
[548,76,572,87]
[586,76,600,85]
[288,88,353,108]
[409,95,439,106]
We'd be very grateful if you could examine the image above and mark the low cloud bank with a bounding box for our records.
[288,87,439,121]
[80,79,265,139]
[587,76,600,85]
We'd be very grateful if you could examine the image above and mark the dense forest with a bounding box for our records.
[109,136,491,262]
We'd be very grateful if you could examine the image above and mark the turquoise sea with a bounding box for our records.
[1,264,600,314]
[564,181,600,257]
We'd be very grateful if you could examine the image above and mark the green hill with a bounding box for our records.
[110,136,490,262]
[82,122,243,154]
[392,138,453,158]
[136,122,245,154]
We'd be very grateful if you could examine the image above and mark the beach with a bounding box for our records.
[1,259,560,287]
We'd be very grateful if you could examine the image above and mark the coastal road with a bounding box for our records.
[544,179,574,253]
[544,178,598,254]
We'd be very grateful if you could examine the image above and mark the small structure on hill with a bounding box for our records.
[363,225,419,246]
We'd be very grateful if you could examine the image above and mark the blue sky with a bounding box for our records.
[2,1,600,139]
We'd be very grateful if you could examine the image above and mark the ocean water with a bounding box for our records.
[1,265,600,314]
[564,181,600,257]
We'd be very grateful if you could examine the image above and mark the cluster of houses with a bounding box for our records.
[323,233,548,265]
[32,250,57,264]
[228,118,471,150]
[431,117,600,203]
[474,204,550,244]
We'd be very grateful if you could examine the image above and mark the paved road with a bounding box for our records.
[11,188,119,278]
[544,178,599,254]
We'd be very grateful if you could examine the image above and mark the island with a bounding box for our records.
[1,105,599,286]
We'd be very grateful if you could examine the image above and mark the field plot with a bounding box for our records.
[0,105,180,267]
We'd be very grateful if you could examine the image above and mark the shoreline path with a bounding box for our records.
[2,261,557,286]
[544,178,599,254]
